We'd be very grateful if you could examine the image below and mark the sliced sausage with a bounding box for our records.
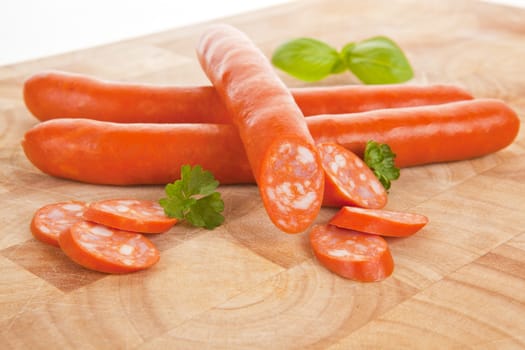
[83,199,177,234]
[196,24,324,233]
[309,224,394,282]
[58,220,160,273]
[318,142,387,208]
[30,201,88,247]
[261,140,324,233]
[330,206,429,237]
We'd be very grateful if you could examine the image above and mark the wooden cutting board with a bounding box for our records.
[1,0,524,348]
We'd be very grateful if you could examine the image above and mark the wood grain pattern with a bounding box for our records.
[1,0,524,348]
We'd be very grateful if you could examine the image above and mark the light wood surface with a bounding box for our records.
[1,0,525,348]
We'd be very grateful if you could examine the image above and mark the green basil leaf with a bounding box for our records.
[271,38,344,82]
[342,36,413,84]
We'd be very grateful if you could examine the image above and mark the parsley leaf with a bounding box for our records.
[159,165,224,230]
[364,141,400,191]
[186,192,225,229]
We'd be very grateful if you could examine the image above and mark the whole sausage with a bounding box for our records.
[22,99,520,185]
[23,70,473,123]
[308,98,520,168]
[23,119,254,185]
[196,24,324,233]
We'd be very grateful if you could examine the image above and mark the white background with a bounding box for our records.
[0,0,290,66]
[1,0,524,67]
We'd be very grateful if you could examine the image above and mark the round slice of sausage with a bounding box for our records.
[309,224,394,282]
[329,206,429,237]
[31,201,88,247]
[317,142,387,209]
[261,140,324,233]
[83,199,177,234]
[58,220,160,274]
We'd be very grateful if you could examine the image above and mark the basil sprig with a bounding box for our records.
[272,36,413,84]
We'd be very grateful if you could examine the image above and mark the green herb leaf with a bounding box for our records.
[186,193,225,229]
[271,35,413,84]
[159,165,224,230]
[341,36,413,84]
[364,140,400,191]
[181,164,219,197]
[271,38,345,82]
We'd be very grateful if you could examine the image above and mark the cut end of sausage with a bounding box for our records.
[318,142,387,209]
[59,220,160,274]
[309,224,394,282]
[260,139,324,233]
[31,201,88,247]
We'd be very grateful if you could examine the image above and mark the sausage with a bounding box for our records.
[318,142,387,208]
[22,119,253,185]
[22,99,520,186]
[309,224,394,282]
[196,24,324,233]
[30,201,88,247]
[23,70,474,123]
[329,206,429,237]
[309,98,520,168]
[83,199,177,234]
[58,220,160,274]
[292,83,473,116]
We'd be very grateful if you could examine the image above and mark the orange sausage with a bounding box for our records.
[22,120,253,185]
[329,206,429,237]
[83,199,177,234]
[22,99,520,186]
[58,220,160,274]
[318,142,387,208]
[31,201,87,247]
[23,70,474,123]
[196,24,324,233]
[309,224,394,282]
[307,98,520,168]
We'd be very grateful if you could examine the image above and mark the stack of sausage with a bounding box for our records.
[22,25,520,281]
